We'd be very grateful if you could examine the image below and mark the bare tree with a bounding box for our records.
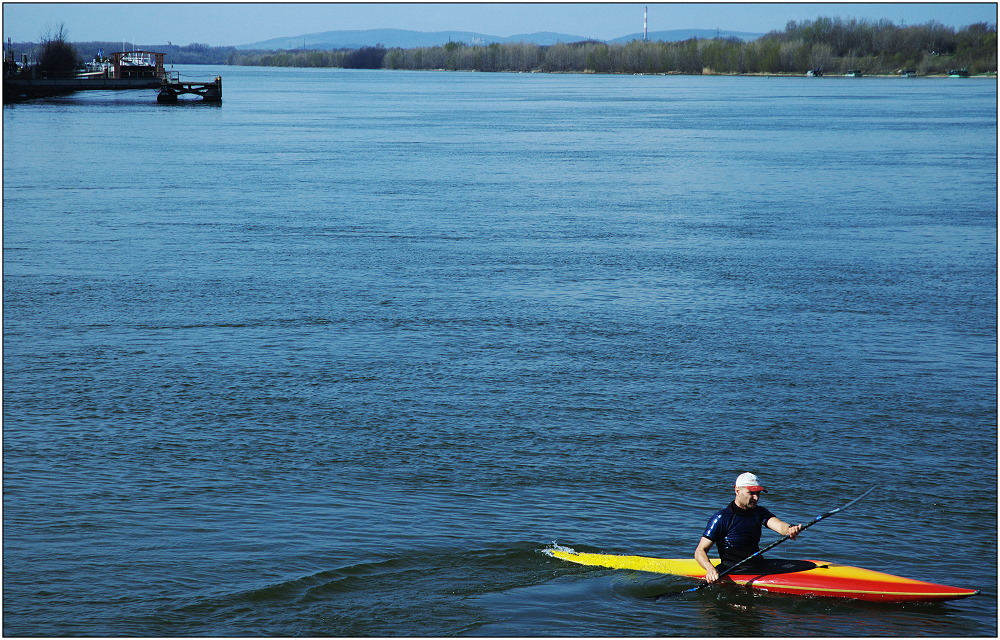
[38,23,80,77]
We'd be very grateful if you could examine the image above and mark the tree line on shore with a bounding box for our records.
[226,18,997,75]
[11,17,996,77]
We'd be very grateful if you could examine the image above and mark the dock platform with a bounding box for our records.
[4,47,222,103]
[158,76,222,103]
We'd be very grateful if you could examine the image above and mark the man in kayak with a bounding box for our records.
[695,472,803,583]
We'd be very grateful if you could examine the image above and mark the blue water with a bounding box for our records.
[4,67,996,636]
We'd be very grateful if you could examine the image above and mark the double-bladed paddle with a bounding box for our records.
[656,485,876,601]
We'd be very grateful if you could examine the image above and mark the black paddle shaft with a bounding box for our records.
[658,485,876,600]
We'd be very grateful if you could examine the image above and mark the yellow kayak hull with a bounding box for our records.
[545,548,979,603]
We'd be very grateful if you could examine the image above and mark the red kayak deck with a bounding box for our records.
[545,548,979,603]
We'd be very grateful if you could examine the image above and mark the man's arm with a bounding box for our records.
[694,536,720,583]
[766,516,803,539]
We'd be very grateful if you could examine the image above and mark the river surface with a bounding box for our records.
[3,66,996,636]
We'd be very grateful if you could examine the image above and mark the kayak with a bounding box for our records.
[544,548,979,603]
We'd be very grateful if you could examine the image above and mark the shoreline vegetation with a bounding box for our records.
[10,17,996,78]
[224,18,996,76]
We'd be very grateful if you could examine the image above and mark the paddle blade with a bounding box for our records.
[655,583,706,601]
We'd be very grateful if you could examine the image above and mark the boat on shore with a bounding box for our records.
[4,48,168,100]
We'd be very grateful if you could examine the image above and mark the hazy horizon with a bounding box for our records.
[3,2,997,47]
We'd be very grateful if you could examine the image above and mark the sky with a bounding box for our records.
[3,2,997,46]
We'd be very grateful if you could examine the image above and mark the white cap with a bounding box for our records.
[734,472,768,492]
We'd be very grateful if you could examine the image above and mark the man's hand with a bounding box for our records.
[787,524,803,540]
[695,536,721,583]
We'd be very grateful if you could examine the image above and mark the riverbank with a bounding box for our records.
[230,19,997,76]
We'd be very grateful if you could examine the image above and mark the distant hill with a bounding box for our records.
[235,28,763,50]
[235,29,581,50]
[610,29,764,43]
